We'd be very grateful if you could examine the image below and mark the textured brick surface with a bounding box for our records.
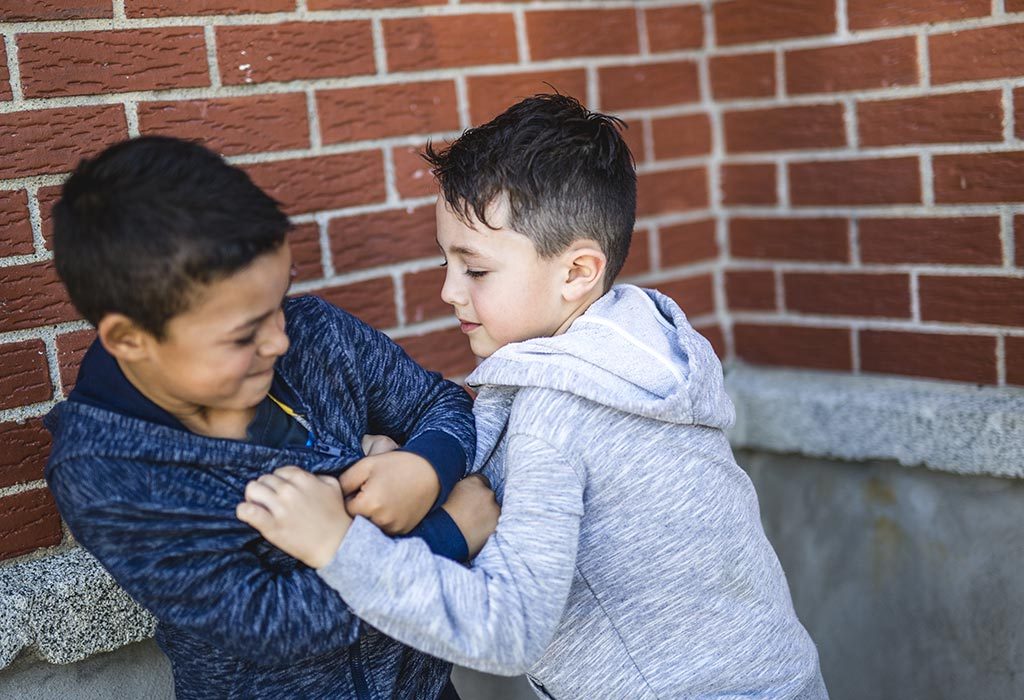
[714,0,836,46]
[651,114,711,159]
[392,144,438,198]
[734,324,852,371]
[1017,216,1024,268]
[56,329,95,396]
[0,190,34,257]
[847,0,990,29]
[721,163,777,205]
[0,41,10,101]
[331,205,438,273]
[18,28,209,98]
[318,81,459,144]
[729,218,849,262]
[384,14,518,72]
[316,277,396,329]
[934,152,1024,204]
[37,186,62,249]
[920,277,1024,326]
[859,217,1002,265]
[860,330,997,384]
[619,228,650,278]
[138,94,311,156]
[526,9,638,61]
[726,270,777,311]
[0,419,50,489]
[404,267,449,324]
[1007,337,1024,387]
[1,340,52,410]
[0,262,78,332]
[646,5,704,52]
[784,272,911,318]
[289,222,323,283]
[467,69,588,125]
[0,489,62,561]
[656,273,715,318]
[0,106,127,179]
[858,91,1002,147]
[243,152,386,215]
[398,327,477,377]
[931,24,1024,84]
[790,157,920,206]
[599,61,701,111]
[636,167,707,216]
[0,0,111,20]
[723,104,845,153]
[786,38,918,95]
[710,52,776,100]
[217,22,375,85]
[126,0,293,17]
[660,220,718,267]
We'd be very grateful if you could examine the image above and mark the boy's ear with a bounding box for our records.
[97,313,156,362]
[561,241,607,302]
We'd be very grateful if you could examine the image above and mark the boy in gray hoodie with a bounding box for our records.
[238,94,827,700]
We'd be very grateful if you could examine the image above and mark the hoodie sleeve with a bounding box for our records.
[48,457,363,667]
[317,432,585,675]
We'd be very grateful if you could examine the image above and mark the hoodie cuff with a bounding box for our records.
[400,429,469,510]
[403,508,469,563]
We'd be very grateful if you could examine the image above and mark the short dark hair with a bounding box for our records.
[53,136,289,338]
[424,93,637,290]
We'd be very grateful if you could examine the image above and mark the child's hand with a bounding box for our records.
[341,452,440,535]
[236,466,351,569]
[441,475,501,559]
[361,433,399,456]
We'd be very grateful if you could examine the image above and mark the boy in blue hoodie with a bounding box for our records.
[43,136,499,699]
[240,95,828,699]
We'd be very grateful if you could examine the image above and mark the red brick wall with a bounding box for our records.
[0,1,715,561]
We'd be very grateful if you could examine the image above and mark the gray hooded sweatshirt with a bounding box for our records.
[321,284,827,700]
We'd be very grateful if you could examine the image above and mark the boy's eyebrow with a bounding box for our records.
[436,237,486,259]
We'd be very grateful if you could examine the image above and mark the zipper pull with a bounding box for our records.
[312,441,344,458]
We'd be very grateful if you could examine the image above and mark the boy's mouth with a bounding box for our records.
[459,321,481,333]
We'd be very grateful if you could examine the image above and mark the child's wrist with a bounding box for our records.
[309,517,352,569]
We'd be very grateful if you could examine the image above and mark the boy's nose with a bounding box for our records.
[260,310,290,357]
[440,268,464,308]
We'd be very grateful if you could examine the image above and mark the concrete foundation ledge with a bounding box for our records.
[726,364,1024,479]
[0,547,153,669]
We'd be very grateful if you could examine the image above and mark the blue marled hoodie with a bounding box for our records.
[320,285,828,699]
[44,295,475,700]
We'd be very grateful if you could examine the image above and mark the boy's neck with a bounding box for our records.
[552,286,606,337]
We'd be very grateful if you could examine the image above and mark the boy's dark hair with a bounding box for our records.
[424,93,637,290]
[53,136,289,339]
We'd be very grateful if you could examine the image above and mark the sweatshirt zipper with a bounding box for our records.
[349,638,372,700]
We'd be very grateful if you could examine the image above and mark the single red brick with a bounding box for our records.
[730,218,849,262]
[526,9,638,61]
[0,419,50,489]
[243,151,385,216]
[404,267,449,324]
[1012,89,1024,141]
[397,327,477,377]
[316,277,396,329]
[467,69,588,125]
[637,167,708,217]
[55,329,94,395]
[599,61,701,111]
[619,228,651,278]
[331,205,438,273]
[848,0,989,29]
[393,144,438,199]
[18,28,209,98]
[784,272,911,318]
[861,330,997,384]
[37,186,61,249]
[786,38,918,95]
[0,489,63,561]
[646,5,704,52]
[289,222,323,283]
[920,276,1024,326]
[790,157,920,206]
[384,14,518,72]
[694,323,725,359]
[656,273,715,317]
[934,152,1024,204]
[0,0,111,20]
[710,52,776,100]
[723,104,845,153]
[1009,0,1024,10]
[311,0,445,6]
[218,22,374,85]
[660,219,719,267]
[0,340,52,410]
[622,121,647,165]
[859,91,1002,147]
[0,41,10,101]
[734,323,852,371]
[721,163,777,205]
[726,269,777,311]
[0,190,34,257]
[1007,336,1024,387]
[0,106,128,179]
[931,24,1024,84]
[859,217,1002,265]
[126,0,293,17]
[0,262,78,333]
[138,94,310,156]
[714,0,836,46]
[652,114,711,159]
[318,81,459,144]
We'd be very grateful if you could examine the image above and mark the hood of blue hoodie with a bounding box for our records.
[465,284,734,431]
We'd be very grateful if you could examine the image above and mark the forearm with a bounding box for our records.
[404,507,468,562]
